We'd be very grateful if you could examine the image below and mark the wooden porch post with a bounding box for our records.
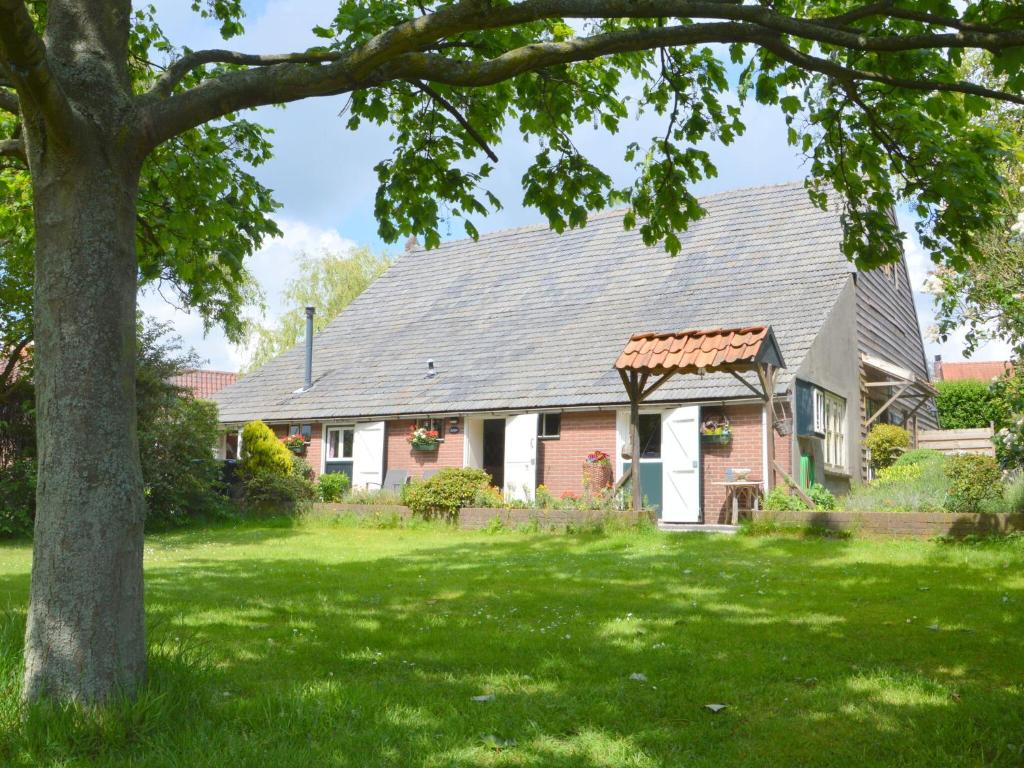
[758,364,777,491]
[629,372,642,515]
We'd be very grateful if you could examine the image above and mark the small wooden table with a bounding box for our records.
[711,481,763,525]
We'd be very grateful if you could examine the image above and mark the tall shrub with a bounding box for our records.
[239,420,293,479]
[945,454,1003,513]
[864,424,911,471]
[934,380,994,429]
[403,468,491,520]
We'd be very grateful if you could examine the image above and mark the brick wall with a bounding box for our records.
[700,404,792,524]
[269,423,323,477]
[537,411,617,496]
[753,509,1024,537]
[385,419,465,479]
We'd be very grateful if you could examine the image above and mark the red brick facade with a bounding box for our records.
[385,419,465,479]
[536,411,617,496]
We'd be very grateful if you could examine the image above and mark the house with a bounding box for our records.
[212,182,936,524]
[171,369,239,400]
[932,357,1012,382]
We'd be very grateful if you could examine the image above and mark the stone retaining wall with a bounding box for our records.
[752,509,1024,537]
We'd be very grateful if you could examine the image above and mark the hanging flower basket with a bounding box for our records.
[407,426,441,450]
[701,432,732,446]
[282,434,307,455]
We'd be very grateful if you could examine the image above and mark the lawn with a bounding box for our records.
[0,521,1021,767]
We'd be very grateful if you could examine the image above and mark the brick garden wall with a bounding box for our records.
[753,509,1024,537]
[537,411,617,496]
[385,418,466,479]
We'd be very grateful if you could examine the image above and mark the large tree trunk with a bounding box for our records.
[22,142,146,703]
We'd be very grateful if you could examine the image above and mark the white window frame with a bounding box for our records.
[415,417,446,442]
[812,388,826,435]
[325,425,355,462]
[538,412,561,439]
[823,393,847,472]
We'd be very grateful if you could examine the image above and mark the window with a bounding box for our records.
[812,388,826,435]
[415,417,445,442]
[326,426,354,461]
[288,424,312,440]
[823,393,847,471]
[538,413,561,438]
[224,430,239,461]
[639,413,661,459]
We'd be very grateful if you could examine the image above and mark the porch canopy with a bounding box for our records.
[614,325,797,514]
[861,352,939,432]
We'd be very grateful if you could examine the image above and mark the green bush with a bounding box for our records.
[864,424,911,471]
[242,472,316,513]
[402,467,491,520]
[935,379,995,429]
[291,455,314,481]
[808,484,837,510]
[140,398,227,527]
[763,487,808,512]
[318,472,350,502]
[945,454,1004,513]
[893,448,945,467]
[0,457,35,537]
[239,420,292,480]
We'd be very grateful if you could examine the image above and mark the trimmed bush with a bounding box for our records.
[318,472,351,502]
[243,472,316,513]
[239,420,292,480]
[402,467,491,520]
[945,454,1003,513]
[935,379,994,429]
[864,424,911,471]
[893,448,945,467]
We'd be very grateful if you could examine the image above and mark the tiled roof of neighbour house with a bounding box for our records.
[615,326,783,375]
[172,369,238,400]
[212,181,855,424]
[935,360,1012,382]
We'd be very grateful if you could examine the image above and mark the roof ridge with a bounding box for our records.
[421,179,810,251]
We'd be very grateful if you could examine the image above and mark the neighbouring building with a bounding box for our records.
[212,182,936,524]
[932,357,1013,382]
[172,369,238,400]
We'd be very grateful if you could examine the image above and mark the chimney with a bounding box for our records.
[933,354,942,381]
[304,306,315,390]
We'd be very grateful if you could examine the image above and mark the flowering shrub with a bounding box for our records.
[995,415,1024,467]
[406,426,441,449]
[585,450,610,465]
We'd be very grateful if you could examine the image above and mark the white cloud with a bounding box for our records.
[138,217,357,371]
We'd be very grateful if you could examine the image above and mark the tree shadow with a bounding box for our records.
[0,530,1021,766]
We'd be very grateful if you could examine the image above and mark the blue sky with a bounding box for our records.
[139,0,1009,371]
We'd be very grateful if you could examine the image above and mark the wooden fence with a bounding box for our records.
[917,427,995,457]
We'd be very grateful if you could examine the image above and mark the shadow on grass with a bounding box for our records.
[0,529,1021,766]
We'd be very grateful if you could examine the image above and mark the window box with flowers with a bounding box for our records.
[407,425,441,451]
[700,416,732,446]
[582,450,613,492]
[282,433,308,455]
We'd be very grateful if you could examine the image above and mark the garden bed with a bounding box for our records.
[752,508,1024,537]
[310,503,643,530]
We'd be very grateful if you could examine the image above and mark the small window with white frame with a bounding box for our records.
[325,426,354,461]
[415,417,445,442]
[823,393,847,471]
[538,413,561,439]
[812,388,826,435]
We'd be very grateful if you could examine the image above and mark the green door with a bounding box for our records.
[622,461,663,517]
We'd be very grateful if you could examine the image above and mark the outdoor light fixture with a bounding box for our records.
[426,359,437,378]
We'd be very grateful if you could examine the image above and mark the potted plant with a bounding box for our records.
[407,425,441,451]
[582,450,613,492]
[282,433,307,455]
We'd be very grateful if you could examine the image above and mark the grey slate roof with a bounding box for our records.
[214,181,853,423]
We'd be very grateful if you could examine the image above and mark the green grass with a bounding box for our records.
[0,519,1022,766]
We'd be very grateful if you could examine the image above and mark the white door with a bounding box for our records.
[661,406,701,523]
[351,421,385,490]
[504,413,538,502]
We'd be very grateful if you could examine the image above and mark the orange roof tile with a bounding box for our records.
[171,369,238,399]
[615,326,781,375]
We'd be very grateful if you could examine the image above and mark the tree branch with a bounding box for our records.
[0,0,76,141]
[0,88,19,114]
[411,79,498,162]
[0,137,25,162]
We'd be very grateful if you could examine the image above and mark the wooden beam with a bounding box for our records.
[757,364,778,491]
[617,367,634,400]
[864,380,910,388]
[729,369,766,400]
[638,370,677,402]
[629,371,642,516]
[865,383,910,428]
